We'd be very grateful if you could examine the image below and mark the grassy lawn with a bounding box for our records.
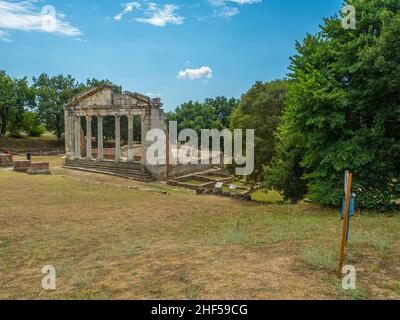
[0,134,63,152]
[251,189,284,204]
[181,178,209,186]
[0,156,399,300]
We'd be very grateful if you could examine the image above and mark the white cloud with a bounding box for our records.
[214,6,239,18]
[114,2,140,21]
[230,0,261,4]
[209,0,261,18]
[178,66,213,80]
[135,3,184,27]
[0,0,81,40]
[113,1,184,27]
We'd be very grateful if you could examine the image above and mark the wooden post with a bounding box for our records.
[338,172,353,276]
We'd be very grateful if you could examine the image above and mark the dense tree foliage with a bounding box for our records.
[167,96,239,135]
[267,0,400,210]
[22,112,46,137]
[0,71,16,136]
[231,80,287,183]
[33,74,83,141]
[0,71,35,137]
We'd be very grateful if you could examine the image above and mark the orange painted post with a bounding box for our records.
[338,172,353,276]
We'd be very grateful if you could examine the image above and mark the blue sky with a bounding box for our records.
[0,0,343,111]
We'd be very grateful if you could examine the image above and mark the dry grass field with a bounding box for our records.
[0,156,399,300]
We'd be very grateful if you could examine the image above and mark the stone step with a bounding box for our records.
[68,162,145,170]
[69,167,153,177]
[63,166,154,182]
[72,160,143,168]
[65,164,153,177]
[68,161,145,170]
[63,159,154,182]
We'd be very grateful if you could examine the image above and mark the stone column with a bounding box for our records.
[74,116,81,159]
[64,110,76,160]
[140,113,150,165]
[86,116,92,160]
[115,115,121,162]
[64,110,71,158]
[127,116,134,162]
[69,113,75,159]
[97,116,104,161]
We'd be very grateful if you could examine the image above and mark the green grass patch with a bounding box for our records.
[251,190,283,204]
[182,179,208,186]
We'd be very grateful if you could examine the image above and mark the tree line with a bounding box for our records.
[0,73,137,142]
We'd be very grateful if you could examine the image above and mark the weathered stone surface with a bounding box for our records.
[13,160,31,172]
[27,162,51,175]
[0,154,13,167]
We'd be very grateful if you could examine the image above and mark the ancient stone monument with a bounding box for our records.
[63,84,218,181]
[63,84,166,181]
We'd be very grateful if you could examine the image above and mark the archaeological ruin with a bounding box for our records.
[63,84,216,181]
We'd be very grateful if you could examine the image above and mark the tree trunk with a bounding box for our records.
[0,118,7,136]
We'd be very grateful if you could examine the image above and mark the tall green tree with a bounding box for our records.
[85,78,122,94]
[231,80,287,182]
[0,71,15,136]
[264,108,308,204]
[7,77,36,136]
[33,74,82,141]
[0,72,35,137]
[268,0,400,210]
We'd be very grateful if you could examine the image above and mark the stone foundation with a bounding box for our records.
[0,154,13,167]
[13,160,31,172]
[27,162,51,175]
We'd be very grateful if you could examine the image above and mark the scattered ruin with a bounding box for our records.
[0,154,13,167]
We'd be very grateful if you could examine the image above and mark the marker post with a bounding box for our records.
[338,171,353,276]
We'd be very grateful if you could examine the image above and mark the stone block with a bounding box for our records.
[0,154,13,167]
[13,160,31,172]
[27,162,51,175]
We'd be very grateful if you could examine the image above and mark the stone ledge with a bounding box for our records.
[27,162,51,175]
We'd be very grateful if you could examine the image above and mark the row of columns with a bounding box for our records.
[73,115,136,163]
